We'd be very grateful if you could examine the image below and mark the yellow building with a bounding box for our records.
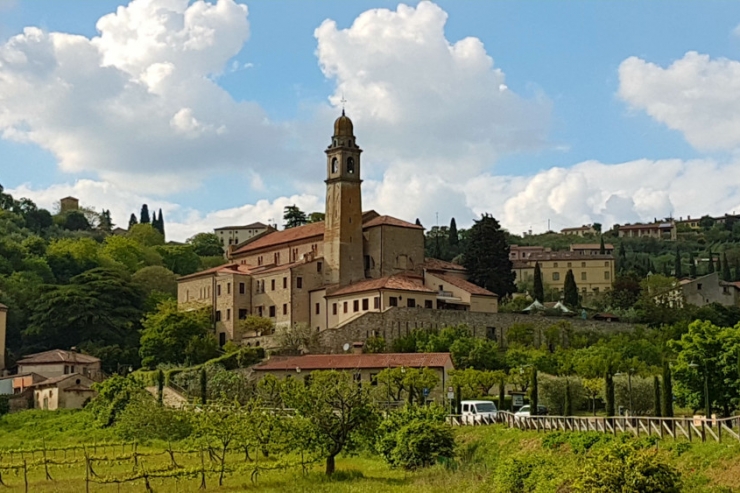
[511,246,615,296]
[177,113,498,345]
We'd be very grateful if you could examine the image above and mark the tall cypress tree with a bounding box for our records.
[653,376,662,417]
[689,251,697,278]
[463,214,516,297]
[708,250,715,273]
[415,218,422,227]
[140,204,151,224]
[674,247,682,278]
[605,371,615,417]
[530,368,539,415]
[448,217,459,247]
[128,213,138,229]
[599,236,606,255]
[563,269,579,308]
[157,208,165,238]
[723,252,732,281]
[564,379,572,416]
[533,261,544,302]
[734,257,740,282]
[661,359,674,418]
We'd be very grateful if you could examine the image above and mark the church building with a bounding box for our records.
[177,113,498,345]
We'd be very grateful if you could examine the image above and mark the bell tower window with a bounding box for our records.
[347,157,355,174]
[331,157,338,174]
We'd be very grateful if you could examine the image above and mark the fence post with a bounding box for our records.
[701,418,706,442]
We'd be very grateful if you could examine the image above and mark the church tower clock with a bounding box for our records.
[324,111,364,286]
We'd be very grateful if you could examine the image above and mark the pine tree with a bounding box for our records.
[463,214,516,297]
[533,261,544,302]
[128,213,138,229]
[707,250,715,273]
[653,376,661,417]
[674,247,682,278]
[449,218,459,247]
[140,204,151,224]
[283,205,307,229]
[661,359,674,418]
[563,269,579,308]
[99,209,113,233]
[689,251,697,278]
[599,236,605,255]
[723,252,732,281]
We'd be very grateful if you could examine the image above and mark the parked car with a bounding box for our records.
[461,400,498,424]
[514,405,548,417]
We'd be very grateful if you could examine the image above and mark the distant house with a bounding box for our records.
[560,225,597,237]
[681,272,740,308]
[59,196,79,213]
[215,222,270,251]
[570,243,614,255]
[16,349,103,381]
[253,352,454,401]
[617,221,676,240]
[32,374,96,410]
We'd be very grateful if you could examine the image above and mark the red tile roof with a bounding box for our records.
[570,244,615,250]
[178,263,254,281]
[0,303,6,310]
[18,349,100,365]
[30,374,90,388]
[327,275,434,297]
[232,222,325,254]
[423,258,466,272]
[363,215,423,230]
[429,272,497,297]
[254,352,453,371]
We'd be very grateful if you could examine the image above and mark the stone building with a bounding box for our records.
[560,225,597,236]
[215,222,269,251]
[16,349,103,381]
[177,113,498,344]
[616,221,677,240]
[59,196,79,213]
[511,246,615,296]
[32,374,96,410]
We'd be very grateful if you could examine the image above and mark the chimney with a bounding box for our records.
[352,342,364,355]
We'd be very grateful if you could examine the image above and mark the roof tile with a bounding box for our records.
[17,349,100,365]
[327,275,434,297]
[430,272,497,297]
[254,353,453,371]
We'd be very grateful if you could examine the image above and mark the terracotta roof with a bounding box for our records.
[215,222,268,230]
[64,384,95,392]
[31,374,89,388]
[327,275,434,297]
[254,352,454,371]
[363,215,423,230]
[561,225,594,231]
[514,252,614,261]
[177,263,253,281]
[619,222,674,230]
[429,272,497,297]
[251,258,320,275]
[233,222,325,254]
[423,258,466,272]
[570,244,615,250]
[0,303,7,310]
[17,350,100,365]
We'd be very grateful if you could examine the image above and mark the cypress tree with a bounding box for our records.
[200,367,207,405]
[157,369,165,406]
[708,250,715,273]
[128,213,138,229]
[599,236,606,255]
[563,269,579,308]
[734,257,740,282]
[605,371,615,417]
[661,359,674,418]
[140,204,151,224]
[689,251,697,278]
[674,247,682,278]
[456,386,462,415]
[530,368,539,415]
[533,261,544,302]
[723,252,732,281]
[463,214,516,297]
[498,376,506,412]
[653,376,661,417]
[449,217,459,247]
[564,379,572,416]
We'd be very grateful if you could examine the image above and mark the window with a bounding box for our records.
[343,302,348,314]
[370,373,378,386]
[362,298,369,310]
[581,272,587,281]
[347,157,355,174]
[593,287,600,294]
[227,283,231,294]
[425,299,433,309]
[64,365,70,375]
[269,306,276,317]
[374,297,380,309]
[364,255,371,270]
[697,283,703,291]
[317,262,322,272]
[283,304,288,315]
[316,303,321,315]
[567,262,572,268]
[331,157,338,173]
[239,282,245,294]
[271,279,276,291]
[407,298,416,308]
[552,272,560,281]
[605,261,609,267]
[217,285,222,296]
[389,297,398,307]
[283,277,287,289]
[215,310,222,322]
[258,256,263,266]
[439,285,444,292]
[604,271,611,280]
[297,277,303,289]
[333,303,337,315]
[581,262,586,268]
[219,333,226,346]
[226,309,231,321]
[353,300,359,312]
[257,306,263,317]
[553,262,558,268]
[274,252,280,264]
[581,287,587,293]
[238,309,247,319]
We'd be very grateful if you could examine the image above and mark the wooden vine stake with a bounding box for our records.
[22,460,28,493]
[199,448,207,490]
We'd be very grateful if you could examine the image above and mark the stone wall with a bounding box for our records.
[316,307,634,353]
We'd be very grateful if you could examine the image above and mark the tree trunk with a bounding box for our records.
[325,455,336,475]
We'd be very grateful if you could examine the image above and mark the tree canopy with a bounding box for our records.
[463,214,516,297]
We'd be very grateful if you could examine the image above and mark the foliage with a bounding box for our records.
[364,336,386,353]
[374,367,440,404]
[273,322,316,353]
[186,232,224,257]
[463,214,516,297]
[239,315,274,336]
[283,205,308,229]
[376,405,449,468]
[564,269,579,308]
[115,393,192,441]
[155,244,202,276]
[388,420,454,470]
[127,223,165,247]
[131,265,178,298]
[533,262,544,302]
[88,375,147,427]
[538,376,585,416]
[614,375,656,416]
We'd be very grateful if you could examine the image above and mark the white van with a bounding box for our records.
[461,400,498,424]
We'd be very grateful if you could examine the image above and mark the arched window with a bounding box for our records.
[347,157,355,174]
[331,157,338,173]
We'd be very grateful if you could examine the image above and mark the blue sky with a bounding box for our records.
[2,0,740,240]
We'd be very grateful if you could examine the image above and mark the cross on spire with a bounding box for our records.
[340,94,347,115]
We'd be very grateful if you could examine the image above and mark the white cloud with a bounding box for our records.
[0,0,286,194]
[618,51,740,151]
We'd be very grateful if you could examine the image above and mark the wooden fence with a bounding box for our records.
[448,411,740,444]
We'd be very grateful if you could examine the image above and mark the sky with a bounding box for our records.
[2,0,740,241]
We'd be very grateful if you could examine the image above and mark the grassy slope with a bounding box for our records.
[1,411,740,492]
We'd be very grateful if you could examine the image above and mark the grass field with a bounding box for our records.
[2,410,740,492]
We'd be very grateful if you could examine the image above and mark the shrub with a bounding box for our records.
[376,405,449,468]
[539,375,585,415]
[116,394,192,441]
[493,455,547,493]
[88,375,146,427]
[0,395,9,416]
[388,420,455,470]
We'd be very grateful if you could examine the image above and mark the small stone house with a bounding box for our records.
[32,374,96,410]
[16,349,103,381]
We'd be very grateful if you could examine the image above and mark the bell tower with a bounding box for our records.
[324,111,364,286]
